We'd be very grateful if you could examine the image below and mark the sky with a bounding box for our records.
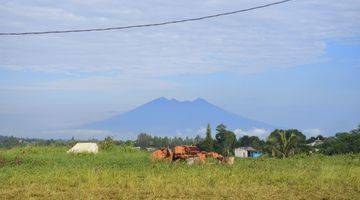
[0,0,359,139]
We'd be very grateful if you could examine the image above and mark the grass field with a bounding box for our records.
[0,146,359,199]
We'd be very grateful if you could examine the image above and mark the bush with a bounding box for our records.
[320,131,360,155]
[99,136,115,150]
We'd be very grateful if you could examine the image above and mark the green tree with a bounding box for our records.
[237,135,265,149]
[200,124,214,151]
[350,124,360,134]
[237,135,251,147]
[320,124,360,155]
[124,140,135,147]
[135,133,153,148]
[193,135,204,146]
[267,129,306,158]
[215,124,236,156]
[100,136,115,150]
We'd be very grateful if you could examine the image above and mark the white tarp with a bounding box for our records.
[67,143,98,154]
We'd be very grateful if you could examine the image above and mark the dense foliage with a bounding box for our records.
[197,124,214,152]
[0,135,71,149]
[237,135,265,149]
[320,125,360,155]
[135,133,202,148]
[99,136,116,150]
[214,124,236,156]
[0,136,25,148]
[266,129,307,158]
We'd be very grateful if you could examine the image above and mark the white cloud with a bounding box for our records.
[302,128,323,138]
[0,0,359,136]
[0,0,359,81]
[233,127,270,139]
[0,75,176,91]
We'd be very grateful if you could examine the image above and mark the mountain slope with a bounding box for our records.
[84,97,275,135]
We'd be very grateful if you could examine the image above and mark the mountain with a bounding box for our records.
[84,97,275,136]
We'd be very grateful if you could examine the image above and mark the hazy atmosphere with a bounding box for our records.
[1,0,359,139]
[1,1,360,199]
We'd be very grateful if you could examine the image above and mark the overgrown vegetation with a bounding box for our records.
[1,124,359,198]
[212,124,235,156]
[266,129,308,158]
[99,136,116,150]
[0,146,359,199]
[1,123,360,158]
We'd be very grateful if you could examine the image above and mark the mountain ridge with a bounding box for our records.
[84,97,275,136]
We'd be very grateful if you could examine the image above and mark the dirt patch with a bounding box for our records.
[0,155,22,167]
[11,156,22,166]
[0,155,5,167]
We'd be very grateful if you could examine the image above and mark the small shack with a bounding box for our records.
[235,147,262,158]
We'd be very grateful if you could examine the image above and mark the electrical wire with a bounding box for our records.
[0,0,293,36]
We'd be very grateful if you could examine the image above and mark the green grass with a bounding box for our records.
[0,146,359,199]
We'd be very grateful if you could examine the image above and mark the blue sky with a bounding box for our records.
[0,0,359,139]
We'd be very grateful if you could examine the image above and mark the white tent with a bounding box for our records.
[67,143,98,154]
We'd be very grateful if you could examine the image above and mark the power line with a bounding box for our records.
[0,0,293,36]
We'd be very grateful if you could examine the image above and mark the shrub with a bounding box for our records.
[99,136,115,150]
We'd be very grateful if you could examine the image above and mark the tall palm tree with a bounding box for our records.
[268,129,302,158]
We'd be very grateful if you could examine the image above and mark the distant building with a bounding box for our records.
[307,139,324,152]
[235,147,262,158]
[307,139,323,147]
[146,147,156,152]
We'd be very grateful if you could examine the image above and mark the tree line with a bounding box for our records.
[137,124,309,157]
[135,123,360,157]
[1,123,359,157]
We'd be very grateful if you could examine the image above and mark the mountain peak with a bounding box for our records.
[193,97,208,103]
[157,96,168,101]
[84,97,275,135]
[149,96,169,104]
[149,97,210,104]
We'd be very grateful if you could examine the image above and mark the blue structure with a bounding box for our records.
[235,147,263,158]
[248,150,262,158]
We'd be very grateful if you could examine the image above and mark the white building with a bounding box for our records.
[235,147,262,158]
[146,147,156,152]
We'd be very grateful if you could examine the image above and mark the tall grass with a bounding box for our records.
[0,146,359,199]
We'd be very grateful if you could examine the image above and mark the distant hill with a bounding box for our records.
[84,97,275,136]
